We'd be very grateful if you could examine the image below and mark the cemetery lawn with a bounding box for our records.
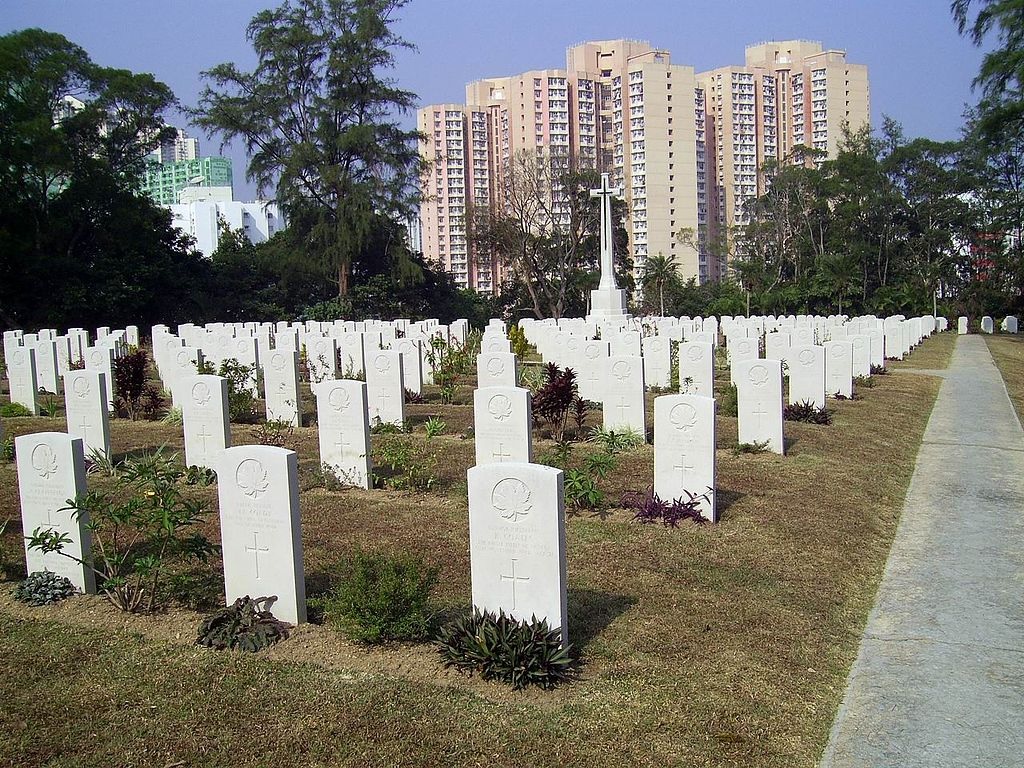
[0,336,950,768]
[889,326,956,370]
[985,334,1024,422]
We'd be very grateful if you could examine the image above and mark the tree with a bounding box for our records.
[195,0,424,299]
[952,0,1024,136]
[473,149,629,319]
[639,252,679,317]
[0,29,204,331]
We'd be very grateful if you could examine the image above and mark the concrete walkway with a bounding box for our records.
[820,335,1024,767]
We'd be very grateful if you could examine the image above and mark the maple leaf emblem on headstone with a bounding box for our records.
[328,388,351,412]
[31,444,58,479]
[670,402,698,432]
[235,459,270,499]
[749,365,769,387]
[687,346,704,361]
[192,382,211,406]
[73,377,90,399]
[612,360,632,381]
[374,355,390,373]
[486,357,505,376]
[488,394,513,421]
[799,349,815,366]
[492,478,532,522]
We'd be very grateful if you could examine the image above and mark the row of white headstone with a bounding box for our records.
[957,316,1019,335]
[15,430,309,624]
[151,318,471,428]
[3,326,136,414]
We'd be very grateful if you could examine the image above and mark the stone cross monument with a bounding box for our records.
[589,173,628,317]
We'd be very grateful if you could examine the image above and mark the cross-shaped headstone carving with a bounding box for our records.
[752,402,767,432]
[492,443,511,462]
[245,531,270,579]
[617,397,631,421]
[196,423,211,453]
[674,453,696,485]
[500,558,530,610]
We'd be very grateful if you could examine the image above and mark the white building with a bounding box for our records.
[169,186,284,258]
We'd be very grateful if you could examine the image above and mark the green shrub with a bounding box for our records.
[0,434,14,462]
[733,440,770,455]
[218,358,259,423]
[587,426,645,454]
[436,609,574,690]
[13,570,78,606]
[113,348,163,420]
[26,450,216,612]
[783,401,833,424]
[718,384,739,417]
[423,416,446,438]
[371,435,436,491]
[507,324,531,360]
[0,402,33,417]
[196,596,291,652]
[316,550,438,643]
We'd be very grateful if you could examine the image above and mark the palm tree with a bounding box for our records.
[640,252,678,317]
[815,252,861,315]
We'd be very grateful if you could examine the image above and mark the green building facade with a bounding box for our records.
[141,156,233,205]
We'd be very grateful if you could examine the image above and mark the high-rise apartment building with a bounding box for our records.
[148,127,200,165]
[418,38,868,293]
[141,156,234,206]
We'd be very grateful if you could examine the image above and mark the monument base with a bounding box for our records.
[589,288,628,318]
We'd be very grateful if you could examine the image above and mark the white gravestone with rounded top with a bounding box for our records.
[678,341,714,397]
[64,370,111,461]
[181,375,231,470]
[473,386,533,466]
[312,379,372,489]
[477,352,518,388]
[788,345,825,409]
[305,335,337,384]
[393,337,424,395]
[602,355,646,437]
[263,348,302,427]
[735,359,784,454]
[33,339,61,394]
[6,345,38,414]
[468,462,568,644]
[218,445,306,624]
[365,349,405,427]
[849,335,872,378]
[16,432,95,593]
[654,394,716,521]
[958,316,968,335]
[84,346,115,410]
[824,341,854,399]
[981,316,994,334]
[576,340,609,402]
[641,336,672,389]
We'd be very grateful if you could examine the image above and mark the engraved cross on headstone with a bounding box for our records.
[245,531,270,579]
[492,443,512,462]
[616,397,631,421]
[197,423,211,452]
[500,558,530,610]
[589,173,621,291]
[674,453,696,485]
[753,402,767,432]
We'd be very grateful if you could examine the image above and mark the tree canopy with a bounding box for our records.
[0,28,208,331]
[194,0,424,298]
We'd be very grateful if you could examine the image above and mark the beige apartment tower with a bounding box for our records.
[417,38,869,294]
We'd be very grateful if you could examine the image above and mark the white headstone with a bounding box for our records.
[641,336,672,389]
[849,335,872,378]
[678,341,714,397]
[824,341,854,398]
[602,356,646,436]
[6,346,38,414]
[305,336,337,384]
[654,394,716,521]
[577,340,609,401]
[63,370,111,461]
[473,386,533,465]
[33,339,61,394]
[263,349,302,427]
[468,462,568,643]
[734,359,784,454]
[15,432,95,593]
[981,316,994,334]
[788,345,825,409]
[393,337,424,395]
[1004,316,1019,334]
[958,316,968,335]
[218,445,306,624]
[364,349,405,427]
[181,375,231,470]
[312,379,372,489]
[477,352,518,388]
[84,346,115,410]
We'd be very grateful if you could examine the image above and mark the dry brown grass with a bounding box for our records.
[888,328,956,370]
[985,334,1024,422]
[0,335,949,768]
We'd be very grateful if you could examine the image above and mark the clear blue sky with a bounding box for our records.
[3,0,989,200]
